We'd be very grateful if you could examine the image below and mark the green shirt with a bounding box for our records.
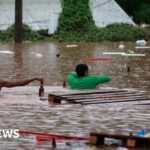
[67,73,111,89]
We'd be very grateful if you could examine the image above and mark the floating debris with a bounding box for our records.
[135,46,150,49]
[88,146,96,150]
[127,66,131,72]
[121,53,145,56]
[140,24,149,28]
[103,52,125,55]
[103,51,145,57]
[118,43,125,49]
[56,54,60,57]
[116,147,128,150]
[81,57,112,61]
[144,133,150,138]
[31,52,42,58]
[135,128,147,137]
[0,51,14,54]
[136,40,147,46]
[66,44,77,48]
[125,50,134,54]
[52,138,56,148]
[90,131,150,148]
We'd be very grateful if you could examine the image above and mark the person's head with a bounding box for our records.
[75,64,89,77]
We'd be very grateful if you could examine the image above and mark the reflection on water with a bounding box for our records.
[0,41,150,150]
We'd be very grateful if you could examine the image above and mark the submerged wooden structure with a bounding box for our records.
[90,132,150,148]
[48,89,150,105]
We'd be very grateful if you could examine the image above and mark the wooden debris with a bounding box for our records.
[48,89,150,105]
[90,132,150,148]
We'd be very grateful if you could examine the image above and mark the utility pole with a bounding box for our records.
[15,0,22,43]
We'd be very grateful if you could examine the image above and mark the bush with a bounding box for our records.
[52,23,146,41]
[52,31,82,41]
[0,24,45,42]
[103,23,146,41]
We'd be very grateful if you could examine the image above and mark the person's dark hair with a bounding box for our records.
[75,64,88,77]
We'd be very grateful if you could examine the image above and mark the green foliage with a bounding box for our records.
[57,0,96,33]
[116,0,150,23]
[134,4,150,23]
[0,30,14,42]
[52,23,146,42]
[102,23,146,41]
[0,24,45,42]
[52,31,81,41]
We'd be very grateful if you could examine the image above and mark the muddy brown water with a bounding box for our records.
[0,41,150,150]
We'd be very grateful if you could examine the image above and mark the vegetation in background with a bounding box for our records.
[102,23,146,41]
[0,0,147,42]
[51,0,146,41]
[116,0,150,24]
[52,23,146,42]
[134,4,150,24]
[57,0,95,33]
[0,24,45,42]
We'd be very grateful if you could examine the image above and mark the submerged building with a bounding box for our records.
[0,0,134,34]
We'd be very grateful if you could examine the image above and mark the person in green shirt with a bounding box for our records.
[64,64,111,89]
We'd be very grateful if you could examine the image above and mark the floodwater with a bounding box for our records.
[0,41,150,150]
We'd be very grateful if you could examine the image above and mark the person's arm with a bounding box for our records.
[95,75,111,84]
[0,77,43,88]
[63,73,77,88]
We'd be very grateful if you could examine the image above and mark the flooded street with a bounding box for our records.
[0,41,150,150]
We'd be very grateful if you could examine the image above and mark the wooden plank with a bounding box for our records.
[48,94,79,104]
[77,94,145,101]
[60,91,133,97]
[74,95,146,102]
[81,98,150,105]
[127,138,136,147]
[49,89,128,97]
[61,92,143,100]
[90,132,129,139]
[49,92,132,100]
[48,89,149,105]
[85,100,150,106]
[90,132,150,148]
[59,91,138,99]
[48,95,61,104]
[48,90,129,104]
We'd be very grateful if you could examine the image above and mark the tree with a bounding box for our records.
[116,0,150,23]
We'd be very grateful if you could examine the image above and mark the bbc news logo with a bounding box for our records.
[0,129,19,139]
